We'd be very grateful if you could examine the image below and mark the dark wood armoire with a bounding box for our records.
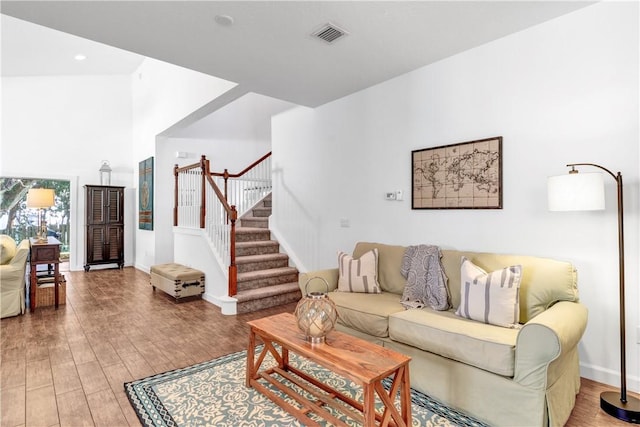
[84,185,124,271]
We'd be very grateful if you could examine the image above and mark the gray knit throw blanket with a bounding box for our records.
[400,245,450,310]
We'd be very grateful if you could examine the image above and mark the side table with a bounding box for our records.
[246,313,412,426]
[29,237,61,312]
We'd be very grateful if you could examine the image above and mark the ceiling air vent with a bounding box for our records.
[312,23,348,44]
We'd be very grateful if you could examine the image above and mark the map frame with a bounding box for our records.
[411,136,503,210]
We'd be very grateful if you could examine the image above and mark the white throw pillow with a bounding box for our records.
[337,249,381,293]
[455,257,522,328]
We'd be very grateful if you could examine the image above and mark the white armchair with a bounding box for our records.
[0,236,29,318]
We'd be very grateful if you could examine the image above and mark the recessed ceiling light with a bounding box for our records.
[214,14,234,26]
[74,54,87,61]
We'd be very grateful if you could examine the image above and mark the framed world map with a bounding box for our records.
[412,137,502,209]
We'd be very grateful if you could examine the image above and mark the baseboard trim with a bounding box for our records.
[134,262,150,274]
[580,362,640,393]
[203,293,237,315]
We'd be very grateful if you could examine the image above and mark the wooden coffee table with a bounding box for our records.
[246,312,412,427]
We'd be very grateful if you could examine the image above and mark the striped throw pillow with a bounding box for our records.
[455,257,522,328]
[337,249,382,293]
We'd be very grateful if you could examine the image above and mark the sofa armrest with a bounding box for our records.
[0,264,26,286]
[1,242,29,288]
[9,241,29,267]
[513,301,588,387]
[299,269,339,296]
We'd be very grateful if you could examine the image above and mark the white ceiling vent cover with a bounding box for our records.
[312,23,348,44]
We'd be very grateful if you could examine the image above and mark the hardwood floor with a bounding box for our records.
[0,267,637,426]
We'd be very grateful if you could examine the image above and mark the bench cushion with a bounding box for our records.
[150,263,205,301]
[329,291,405,338]
[389,308,519,377]
[150,263,203,281]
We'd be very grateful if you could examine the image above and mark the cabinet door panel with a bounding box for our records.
[106,188,123,223]
[105,225,123,262]
[88,226,105,262]
[88,188,106,224]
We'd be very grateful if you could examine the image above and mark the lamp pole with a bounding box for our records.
[565,163,638,423]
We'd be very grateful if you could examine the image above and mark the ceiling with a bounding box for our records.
[169,91,295,140]
[1,1,595,108]
[1,14,144,76]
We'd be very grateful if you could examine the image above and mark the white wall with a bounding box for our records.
[164,137,271,172]
[1,75,135,271]
[272,2,639,391]
[173,227,235,314]
[2,60,237,273]
[131,58,236,271]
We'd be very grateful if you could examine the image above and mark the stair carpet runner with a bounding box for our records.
[234,195,302,314]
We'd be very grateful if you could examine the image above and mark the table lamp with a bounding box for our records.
[548,162,639,423]
[26,188,55,243]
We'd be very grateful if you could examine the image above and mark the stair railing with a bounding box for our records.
[174,156,238,295]
[210,152,272,219]
[174,153,272,297]
[174,157,206,229]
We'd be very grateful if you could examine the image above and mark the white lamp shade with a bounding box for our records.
[26,188,55,208]
[548,172,605,211]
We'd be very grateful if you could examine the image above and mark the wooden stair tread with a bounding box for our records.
[236,227,271,233]
[236,240,279,248]
[236,253,289,264]
[235,282,301,302]
[251,207,271,214]
[237,267,298,281]
[245,219,269,225]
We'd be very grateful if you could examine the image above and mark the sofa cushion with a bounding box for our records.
[328,291,405,338]
[353,242,407,294]
[455,257,522,328]
[389,308,518,377]
[442,250,578,323]
[0,235,17,265]
[337,249,381,293]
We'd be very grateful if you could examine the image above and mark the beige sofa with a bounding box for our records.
[299,242,588,427]
[1,236,30,318]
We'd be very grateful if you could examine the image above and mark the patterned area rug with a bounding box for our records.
[125,348,489,427]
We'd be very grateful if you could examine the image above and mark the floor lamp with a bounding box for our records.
[26,188,55,243]
[548,163,640,424]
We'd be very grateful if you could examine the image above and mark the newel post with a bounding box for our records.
[173,164,179,226]
[199,155,207,229]
[229,205,238,296]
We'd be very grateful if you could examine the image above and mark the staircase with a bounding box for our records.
[234,194,302,314]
